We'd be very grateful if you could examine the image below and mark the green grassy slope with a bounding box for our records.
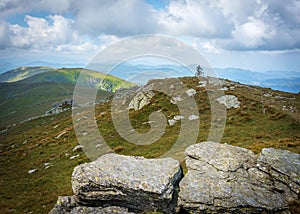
[0,76,299,213]
[0,67,135,128]
[22,68,136,92]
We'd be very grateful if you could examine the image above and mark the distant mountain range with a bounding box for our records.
[1,64,299,93]
[214,68,300,93]
[89,63,300,93]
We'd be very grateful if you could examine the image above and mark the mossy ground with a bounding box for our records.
[0,77,299,213]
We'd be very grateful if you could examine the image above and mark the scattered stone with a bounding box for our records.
[186,89,196,97]
[168,115,185,126]
[44,162,53,169]
[28,169,37,174]
[56,130,67,139]
[81,132,88,136]
[70,154,80,160]
[168,119,176,126]
[170,96,183,104]
[0,128,7,134]
[179,142,299,213]
[218,86,228,91]
[53,124,60,129]
[188,114,199,121]
[216,95,241,109]
[142,120,155,125]
[197,81,207,87]
[77,116,88,121]
[264,93,272,97]
[73,145,84,152]
[71,154,182,213]
[174,115,184,121]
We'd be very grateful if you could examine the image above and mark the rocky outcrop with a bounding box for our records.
[128,90,155,110]
[179,142,300,213]
[45,99,73,116]
[50,154,182,213]
[50,143,299,213]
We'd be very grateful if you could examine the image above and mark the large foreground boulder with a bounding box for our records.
[50,153,182,213]
[178,141,300,213]
[49,196,135,214]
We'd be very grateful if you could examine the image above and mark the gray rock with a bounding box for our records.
[179,142,299,213]
[128,90,154,110]
[197,80,207,87]
[49,196,135,214]
[72,154,182,213]
[188,115,199,121]
[70,206,135,214]
[168,119,176,126]
[216,95,240,109]
[170,96,183,104]
[173,115,184,121]
[49,196,77,214]
[186,89,196,97]
[257,148,300,194]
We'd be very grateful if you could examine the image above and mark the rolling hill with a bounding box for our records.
[0,67,136,128]
[0,66,56,82]
[0,75,299,213]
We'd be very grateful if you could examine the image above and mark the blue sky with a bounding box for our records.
[0,0,300,73]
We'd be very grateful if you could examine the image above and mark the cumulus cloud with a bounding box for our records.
[0,0,300,54]
[232,17,275,48]
[216,0,300,50]
[158,0,233,38]
[71,0,159,36]
[0,0,70,18]
[0,20,10,49]
[3,15,100,53]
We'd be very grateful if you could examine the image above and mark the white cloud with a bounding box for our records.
[0,0,300,55]
[98,34,120,48]
[158,0,233,38]
[6,15,100,53]
[0,0,70,18]
[0,20,10,48]
[232,17,275,48]
[71,0,159,36]
[216,0,300,50]
[201,41,221,54]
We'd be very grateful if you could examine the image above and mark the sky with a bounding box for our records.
[0,0,300,73]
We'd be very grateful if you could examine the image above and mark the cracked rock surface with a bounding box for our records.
[50,154,182,213]
[178,141,300,213]
[50,142,299,213]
